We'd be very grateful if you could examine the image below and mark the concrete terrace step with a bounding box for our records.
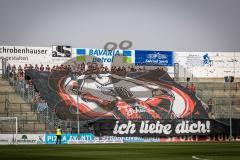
[0,80,11,85]
[0,105,7,113]
[212,105,240,112]
[0,86,15,93]
[197,90,240,97]
[0,113,8,117]
[20,122,46,132]
[7,103,32,112]
[178,77,240,83]
[8,94,26,103]
[11,112,38,121]
[0,123,46,133]
[0,77,51,133]
[0,93,26,103]
[179,82,240,90]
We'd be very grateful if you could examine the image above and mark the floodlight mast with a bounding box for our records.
[77,87,80,139]
[225,76,233,142]
[15,117,18,145]
[229,81,232,142]
[76,74,86,140]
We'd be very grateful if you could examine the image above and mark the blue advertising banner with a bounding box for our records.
[135,50,174,66]
[45,133,94,144]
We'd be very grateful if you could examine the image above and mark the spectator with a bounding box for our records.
[29,64,33,69]
[186,83,190,90]
[51,65,56,72]
[67,65,72,71]
[81,62,85,70]
[56,65,60,70]
[6,64,11,78]
[46,65,50,72]
[130,65,135,72]
[18,69,24,81]
[56,126,62,144]
[211,113,215,119]
[18,65,22,71]
[35,64,39,71]
[104,66,109,72]
[12,65,16,72]
[40,64,44,71]
[28,79,33,87]
[24,64,28,71]
[208,98,214,113]
[190,83,196,95]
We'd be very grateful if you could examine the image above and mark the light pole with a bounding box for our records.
[229,79,232,142]
[225,76,233,142]
[76,85,80,139]
[76,76,85,140]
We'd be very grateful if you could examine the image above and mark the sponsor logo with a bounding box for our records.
[202,53,213,66]
[52,45,72,58]
[45,133,94,144]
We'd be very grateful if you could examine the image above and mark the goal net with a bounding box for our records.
[0,117,18,144]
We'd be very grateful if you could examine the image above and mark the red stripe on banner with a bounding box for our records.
[137,100,161,119]
[116,101,142,120]
[58,77,112,119]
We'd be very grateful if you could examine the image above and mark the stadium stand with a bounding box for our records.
[178,81,240,118]
[1,61,240,134]
[0,63,93,133]
[0,76,47,133]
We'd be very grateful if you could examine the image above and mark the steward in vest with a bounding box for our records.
[56,126,62,144]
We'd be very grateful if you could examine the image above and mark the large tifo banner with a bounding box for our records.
[26,69,208,121]
[91,119,240,137]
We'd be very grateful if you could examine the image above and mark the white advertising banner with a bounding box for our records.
[0,46,52,67]
[0,134,15,145]
[175,52,240,77]
[0,134,45,145]
[16,134,45,144]
[1,45,239,78]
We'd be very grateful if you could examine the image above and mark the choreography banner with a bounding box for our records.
[91,119,240,137]
[25,68,208,121]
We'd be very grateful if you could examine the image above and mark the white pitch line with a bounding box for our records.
[192,155,210,160]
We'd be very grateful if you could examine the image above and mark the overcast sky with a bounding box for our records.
[0,0,240,51]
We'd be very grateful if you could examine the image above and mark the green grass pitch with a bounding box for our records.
[0,142,239,160]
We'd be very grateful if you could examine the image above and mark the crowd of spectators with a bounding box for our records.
[4,63,150,107]
[5,63,151,81]
[186,83,196,95]
[34,91,48,112]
